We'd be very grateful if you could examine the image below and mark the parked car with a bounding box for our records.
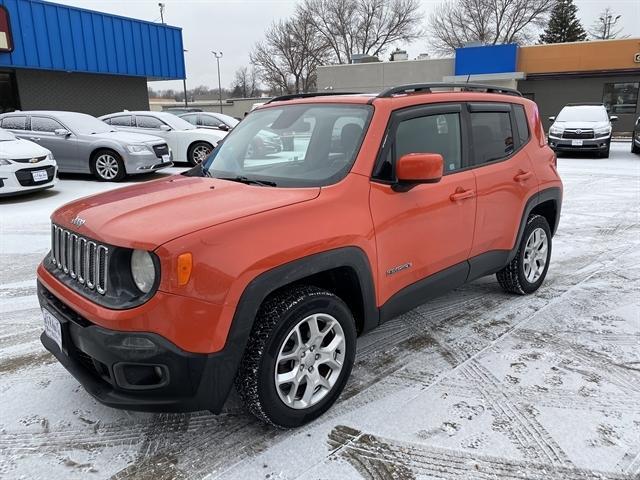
[163,107,203,115]
[38,84,562,428]
[180,112,282,156]
[632,116,639,154]
[100,111,226,165]
[0,111,172,182]
[0,129,57,196]
[547,103,616,158]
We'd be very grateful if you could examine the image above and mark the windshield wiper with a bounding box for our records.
[219,175,277,187]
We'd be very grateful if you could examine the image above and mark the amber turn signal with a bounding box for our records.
[177,253,193,286]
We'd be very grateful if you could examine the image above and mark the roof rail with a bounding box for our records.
[378,82,522,98]
[565,102,604,106]
[264,91,362,104]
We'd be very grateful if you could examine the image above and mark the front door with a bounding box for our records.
[29,116,81,172]
[369,103,477,309]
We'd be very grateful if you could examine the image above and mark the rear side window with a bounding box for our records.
[470,111,514,165]
[181,114,198,125]
[136,116,164,129]
[2,116,27,130]
[513,105,529,145]
[110,115,132,127]
[395,113,462,173]
[32,117,64,133]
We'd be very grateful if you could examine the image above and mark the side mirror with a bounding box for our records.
[159,125,171,131]
[548,116,556,122]
[217,123,230,131]
[54,128,71,137]
[610,116,618,122]
[394,153,443,191]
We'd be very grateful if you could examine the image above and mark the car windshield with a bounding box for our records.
[61,113,115,135]
[202,104,372,188]
[161,113,197,130]
[556,106,608,122]
[0,129,16,141]
[211,113,240,128]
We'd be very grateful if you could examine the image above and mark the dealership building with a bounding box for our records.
[0,0,185,116]
[318,39,640,133]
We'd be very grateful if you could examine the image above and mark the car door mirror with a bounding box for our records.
[217,123,229,131]
[609,116,618,122]
[54,128,71,137]
[394,153,443,192]
[548,116,556,122]
[159,125,171,131]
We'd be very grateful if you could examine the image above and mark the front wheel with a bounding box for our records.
[187,141,213,166]
[497,214,552,295]
[235,286,356,428]
[632,142,639,154]
[91,150,125,182]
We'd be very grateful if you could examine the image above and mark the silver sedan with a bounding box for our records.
[0,111,172,181]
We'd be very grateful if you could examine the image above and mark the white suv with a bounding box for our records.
[547,103,617,158]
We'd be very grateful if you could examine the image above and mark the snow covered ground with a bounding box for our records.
[1,144,639,480]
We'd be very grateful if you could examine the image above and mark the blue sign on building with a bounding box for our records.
[455,44,518,76]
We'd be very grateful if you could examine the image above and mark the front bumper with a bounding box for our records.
[548,136,610,152]
[38,281,237,413]
[0,164,57,197]
[124,149,173,175]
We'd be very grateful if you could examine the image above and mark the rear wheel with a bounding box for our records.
[497,214,552,295]
[235,286,356,428]
[187,141,213,166]
[91,149,125,182]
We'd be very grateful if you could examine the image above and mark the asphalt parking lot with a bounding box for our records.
[1,143,639,480]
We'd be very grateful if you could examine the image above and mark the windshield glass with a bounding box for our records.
[62,113,115,135]
[202,104,372,187]
[162,113,197,130]
[0,129,16,141]
[556,106,608,122]
[213,113,240,128]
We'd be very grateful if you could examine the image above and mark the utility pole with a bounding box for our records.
[212,51,223,113]
[158,3,165,24]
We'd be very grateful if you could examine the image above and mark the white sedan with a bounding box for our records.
[99,111,226,166]
[0,129,57,197]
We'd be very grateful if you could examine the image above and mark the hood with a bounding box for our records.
[0,138,50,158]
[553,121,609,129]
[51,175,320,249]
[90,130,165,144]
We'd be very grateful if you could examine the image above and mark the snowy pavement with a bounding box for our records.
[1,144,639,479]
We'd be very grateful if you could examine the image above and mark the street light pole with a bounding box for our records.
[158,3,165,24]
[212,51,223,113]
[183,49,188,108]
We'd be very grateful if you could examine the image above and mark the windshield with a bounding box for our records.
[202,104,372,187]
[212,113,240,128]
[62,113,115,135]
[162,113,197,130]
[556,106,608,122]
[0,129,16,141]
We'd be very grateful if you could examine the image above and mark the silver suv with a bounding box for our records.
[0,111,172,181]
[547,103,617,158]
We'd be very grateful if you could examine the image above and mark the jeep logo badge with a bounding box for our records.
[71,216,86,227]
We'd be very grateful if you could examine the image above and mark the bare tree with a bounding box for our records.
[589,7,626,40]
[231,66,259,98]
[298,0,423,64]
[250,13,329,94]
[428,0,554,55]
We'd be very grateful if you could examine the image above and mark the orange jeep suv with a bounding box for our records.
[38,84,562,427]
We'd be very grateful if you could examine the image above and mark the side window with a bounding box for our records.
[395,113,462,173]
[110,115,132,127]
[136,116,164,129]
[513,105,529,145]
[32,117,64,133]
[181,114,198,125]
[1,116,27,130]
[470,111,514,165]
[200,115,221,127]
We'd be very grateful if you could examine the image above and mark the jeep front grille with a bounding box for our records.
[50,224,109,295]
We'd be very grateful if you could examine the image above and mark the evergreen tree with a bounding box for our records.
[539,0,588,44]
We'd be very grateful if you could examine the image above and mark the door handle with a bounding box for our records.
[450,188,475,202]
[30,137,41,141]
[514,170,533,182]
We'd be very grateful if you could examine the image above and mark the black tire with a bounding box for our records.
[631,143,639,154]
[187,141,213,166]
[599,140,611,158]
[497,214,552,295]
[235,285,356,428]
[91,149,126,182]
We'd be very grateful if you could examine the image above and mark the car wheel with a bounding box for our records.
[188,141,213,166]
[497,214,552,295]
[631,142,639,154]
[235,285,356,428]
[91,150,126,182]
[600,142,611,158]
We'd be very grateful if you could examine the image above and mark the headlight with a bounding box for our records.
[549,126,564,136]
[127,144,151,153]
[594,126,611,136]
[130,250,156,293]
[0,158,12,166]
[46,153,55,161]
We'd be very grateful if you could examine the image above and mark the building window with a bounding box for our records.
[470,111,514,165]
[603,82,639,114]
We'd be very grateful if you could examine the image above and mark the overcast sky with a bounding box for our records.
[56,0,640,92]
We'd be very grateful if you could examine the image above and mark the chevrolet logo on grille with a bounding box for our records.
[29,157,39,163]
[71,216,86,227]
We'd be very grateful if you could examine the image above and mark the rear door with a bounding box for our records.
[467,102,537,268]
[1,114,29,138]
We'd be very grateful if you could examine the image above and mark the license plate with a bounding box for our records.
[32,170,48,182]
[162,154,171,163]
[571,139,583,146]
[43,308,63,351]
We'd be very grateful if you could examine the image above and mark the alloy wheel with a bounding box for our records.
[523,227,548,283]
[192,144,212,164]
[95,154,120,180]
